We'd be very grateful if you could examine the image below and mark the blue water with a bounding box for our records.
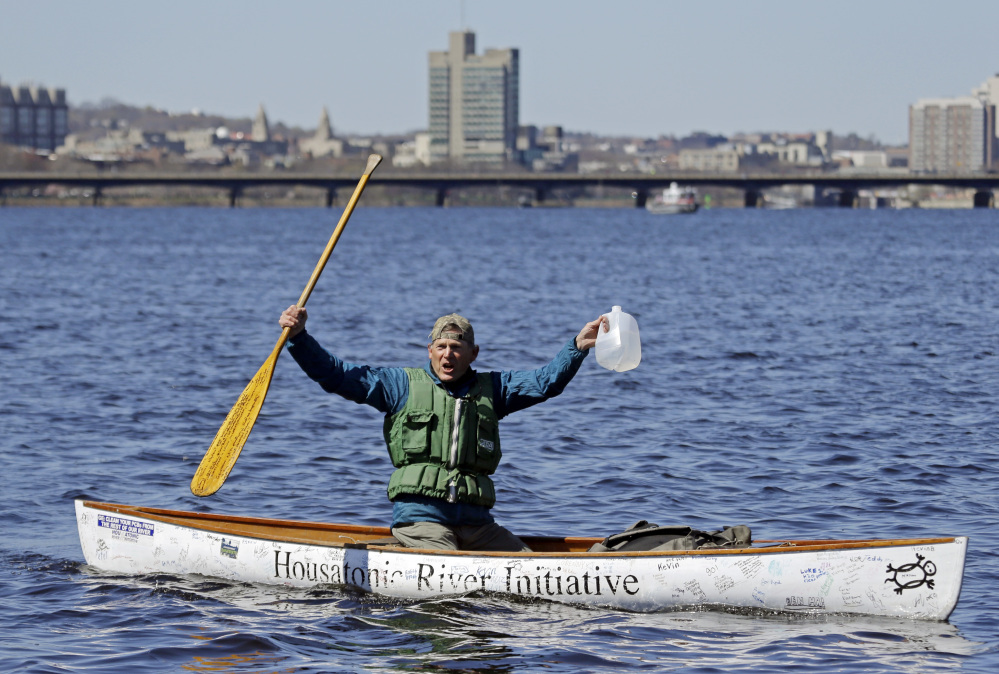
[1,205,998,672]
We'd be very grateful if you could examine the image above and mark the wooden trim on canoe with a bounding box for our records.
[80,501,961,558]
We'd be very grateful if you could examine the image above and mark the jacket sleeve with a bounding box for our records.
[286,330,408,414]
[493,337,589,419]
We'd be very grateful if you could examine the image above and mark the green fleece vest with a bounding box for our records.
[383,368,502,507]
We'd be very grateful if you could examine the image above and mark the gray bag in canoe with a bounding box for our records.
[588,520,752,552]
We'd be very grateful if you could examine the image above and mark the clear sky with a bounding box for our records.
[2,0,995,145]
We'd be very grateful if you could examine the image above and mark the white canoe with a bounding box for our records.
[75,500,966,620]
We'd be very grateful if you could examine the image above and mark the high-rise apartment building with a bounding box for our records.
[0,77,69,153]
[428,30,519,164]
[909,96,995,172]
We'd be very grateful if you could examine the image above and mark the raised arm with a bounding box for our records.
[494,316,606,418]
[281,307,408,414]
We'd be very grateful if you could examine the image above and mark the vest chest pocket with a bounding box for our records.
[401,409,436,454]
[471,414,501,471]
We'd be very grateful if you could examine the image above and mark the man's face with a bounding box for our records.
[428,338,479,383]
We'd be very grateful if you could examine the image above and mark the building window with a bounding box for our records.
[36,107,50,134]
[18,107,33,132]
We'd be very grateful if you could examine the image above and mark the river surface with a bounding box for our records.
[1,205,998,672]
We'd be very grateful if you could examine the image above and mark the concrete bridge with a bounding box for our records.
[1,170,997,208]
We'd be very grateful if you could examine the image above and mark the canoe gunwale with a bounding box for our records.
[78,500,963,559]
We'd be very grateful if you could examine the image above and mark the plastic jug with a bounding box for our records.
[595,306,641,372]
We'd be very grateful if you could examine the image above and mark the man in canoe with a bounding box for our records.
[278,306,606,552]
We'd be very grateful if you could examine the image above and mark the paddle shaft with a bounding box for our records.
[269,153,382,356]
[294,154,382,312]
[190,154,382,496]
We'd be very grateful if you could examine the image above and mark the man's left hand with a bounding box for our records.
[575,315,608,351]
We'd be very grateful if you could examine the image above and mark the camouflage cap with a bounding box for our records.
[429,313,475,345]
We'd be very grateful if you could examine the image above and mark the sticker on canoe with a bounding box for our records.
[885,553,937,594]
[97,514,154,544]
[220,539,239,559]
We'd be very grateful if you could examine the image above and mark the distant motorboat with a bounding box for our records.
[762,194,799,210]
[647,183,698,214]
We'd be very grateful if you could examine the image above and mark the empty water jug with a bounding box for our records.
[595,306,641,372]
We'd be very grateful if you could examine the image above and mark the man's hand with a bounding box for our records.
[574,315,608,351]
[279,305,308,338]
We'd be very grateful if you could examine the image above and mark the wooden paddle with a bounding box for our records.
[190,153,383,497]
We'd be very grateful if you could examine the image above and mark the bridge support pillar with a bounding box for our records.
[325,188,337,208]
[838,190,858,208]
[435,188,449,207]
[534,187,546,206]
[744,190,760,208]
[229,186,242,208]
[92,187,103,207]
[973,190,994,208]
[635,189,648,208]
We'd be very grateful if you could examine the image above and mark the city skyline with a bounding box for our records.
[2,0,997,145]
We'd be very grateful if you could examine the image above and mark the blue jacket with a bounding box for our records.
[287,330,589,526]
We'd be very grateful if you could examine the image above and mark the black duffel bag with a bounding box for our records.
[588,520,752,552]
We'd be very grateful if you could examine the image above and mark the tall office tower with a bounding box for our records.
[909,97,995,172]
[428,30,519,164]
[0,77,69,152]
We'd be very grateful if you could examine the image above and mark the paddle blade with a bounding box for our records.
[364,153,383,175]
[190,350,279,496]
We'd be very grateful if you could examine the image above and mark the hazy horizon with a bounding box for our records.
[3,0,996,145]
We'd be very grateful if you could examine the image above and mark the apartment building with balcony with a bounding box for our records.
[910,96,995,172]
